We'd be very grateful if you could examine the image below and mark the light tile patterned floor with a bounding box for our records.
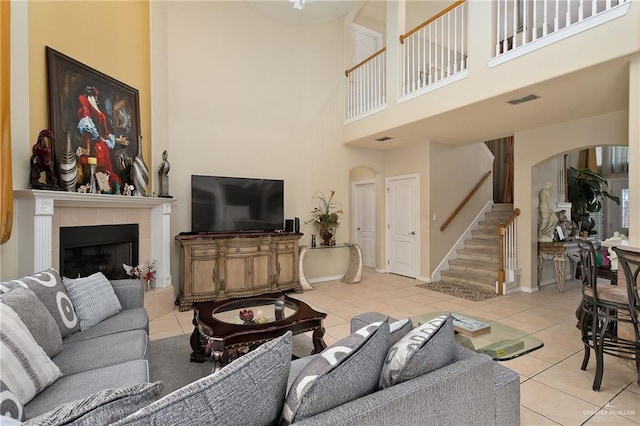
[149,269,640,425]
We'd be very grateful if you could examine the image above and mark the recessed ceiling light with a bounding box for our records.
[507,94,540,105]
[375,136,393,142]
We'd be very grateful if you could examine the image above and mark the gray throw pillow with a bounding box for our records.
[282,320,390,425]
[0,303,62,405]
[379,314,455,388]
[0,380,23,421]
[389,318,413,345]
[0,287,63,357]
[25,382,163,426]
[63,272,122,330]
[115,332,292,426]
[1,268,79,338]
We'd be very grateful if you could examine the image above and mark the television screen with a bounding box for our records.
[191,175,284,233]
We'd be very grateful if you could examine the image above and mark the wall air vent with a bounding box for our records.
[375,136,393,142]
[507,94,540,105]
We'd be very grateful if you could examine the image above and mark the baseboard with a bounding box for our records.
[307,274,344,284]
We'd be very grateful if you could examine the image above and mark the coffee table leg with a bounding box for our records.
[311,326,327,354]
[210,338,227,373]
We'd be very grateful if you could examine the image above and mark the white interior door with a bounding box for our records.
[350,23,382,65]
[386,175,419,278]
[353,181,376,268]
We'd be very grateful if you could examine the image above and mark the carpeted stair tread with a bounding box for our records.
[448,259,499,275]
[457,248,500,263]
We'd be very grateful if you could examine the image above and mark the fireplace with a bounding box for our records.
[60,224,139,279]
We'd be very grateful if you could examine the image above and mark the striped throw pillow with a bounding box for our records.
[63,272,122,331]
[0,303,62,405]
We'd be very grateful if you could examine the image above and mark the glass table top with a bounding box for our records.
[212,297,298,326]
[412,311,544,361]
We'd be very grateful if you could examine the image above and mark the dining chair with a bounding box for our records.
[576,240,628,391]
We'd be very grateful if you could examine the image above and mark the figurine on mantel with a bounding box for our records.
[157,150,172,198]
[29,129,59,190]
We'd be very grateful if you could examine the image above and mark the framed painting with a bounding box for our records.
[46,46,140,193]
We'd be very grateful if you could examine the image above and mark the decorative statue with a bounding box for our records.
[537,181,557,242]
[157,150,172,198]
[29,129,59,189]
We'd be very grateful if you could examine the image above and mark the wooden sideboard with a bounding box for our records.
[175,232,303,310]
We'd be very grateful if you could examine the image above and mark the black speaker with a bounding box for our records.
[284,219,294,232]
[294,217,300,233]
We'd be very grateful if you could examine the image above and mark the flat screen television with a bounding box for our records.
[191,175,284,233]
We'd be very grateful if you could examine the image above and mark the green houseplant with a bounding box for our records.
[566,167,619,236]
[306,190,343,246]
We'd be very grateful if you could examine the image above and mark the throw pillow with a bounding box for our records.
[25,382,163,426]
[282,320,390,425]
[379,314,455,389]
[63,272,122,331]
[0,380,23,421]
[0,303,62,405]
[0,287,63,357]
[389,318,413,345]
[0,268,79,338]
[115,332,293,426]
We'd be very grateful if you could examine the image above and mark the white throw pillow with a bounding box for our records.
[0,303,62,405]
[63,272,122,330]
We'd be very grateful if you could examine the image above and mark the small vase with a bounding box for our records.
[131,136,149,196]
[321,229,333,246]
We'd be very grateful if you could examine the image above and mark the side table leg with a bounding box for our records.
[554,255,567,293]
[190,315,207,363]
[311,326,327,354]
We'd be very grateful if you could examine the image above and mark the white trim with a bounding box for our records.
[307,274,344,284]
[482,141,496,162]
[488,3,631,68]
[398,70,469,104]
[431,201,493,282]
[343,103,387,125]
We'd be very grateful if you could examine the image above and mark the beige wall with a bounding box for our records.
[514,110,629,292]
[153,2,385,283]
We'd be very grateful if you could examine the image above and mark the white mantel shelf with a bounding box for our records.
[13,189,176,288]
[14,189,176,208]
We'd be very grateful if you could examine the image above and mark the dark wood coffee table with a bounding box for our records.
[190,292,327,371]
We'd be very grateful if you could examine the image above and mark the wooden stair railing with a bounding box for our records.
[400,0,466,43]
[440,170,492,232]
[497,208,521,295]
[345,47,387,77]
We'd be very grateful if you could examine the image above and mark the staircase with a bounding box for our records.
[439,204,514,293]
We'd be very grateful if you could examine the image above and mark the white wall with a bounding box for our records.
[152,2,385,284]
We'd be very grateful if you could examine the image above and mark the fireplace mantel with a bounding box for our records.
[13,189,176,288]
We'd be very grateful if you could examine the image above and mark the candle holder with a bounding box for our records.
[87,157,97,194]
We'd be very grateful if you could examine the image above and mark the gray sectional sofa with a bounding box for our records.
[2,269,519,425]
[0,270,151,422]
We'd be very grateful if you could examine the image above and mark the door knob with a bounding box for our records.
[409,231,416,235]
[357,227,361,231]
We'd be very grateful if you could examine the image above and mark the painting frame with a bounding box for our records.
[46,46,140,192]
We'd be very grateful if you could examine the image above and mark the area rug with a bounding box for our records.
[149,333,314,397]
[417,281,498,301]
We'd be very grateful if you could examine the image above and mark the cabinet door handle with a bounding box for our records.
[235,248,240,253]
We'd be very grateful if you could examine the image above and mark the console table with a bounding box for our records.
[298,243,363,290]
[175,232,302,310]
[537,242,568,292]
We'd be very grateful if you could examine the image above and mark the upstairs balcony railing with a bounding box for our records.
[400,0,468,98]
[495,0,630,56]
[345,48,387,122]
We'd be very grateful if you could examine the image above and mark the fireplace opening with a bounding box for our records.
[60,224,139,280]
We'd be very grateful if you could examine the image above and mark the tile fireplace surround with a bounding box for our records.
[13,189,175,291]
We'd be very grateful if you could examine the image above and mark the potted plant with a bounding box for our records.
[306,190,343,246]
[566,167,619,236]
